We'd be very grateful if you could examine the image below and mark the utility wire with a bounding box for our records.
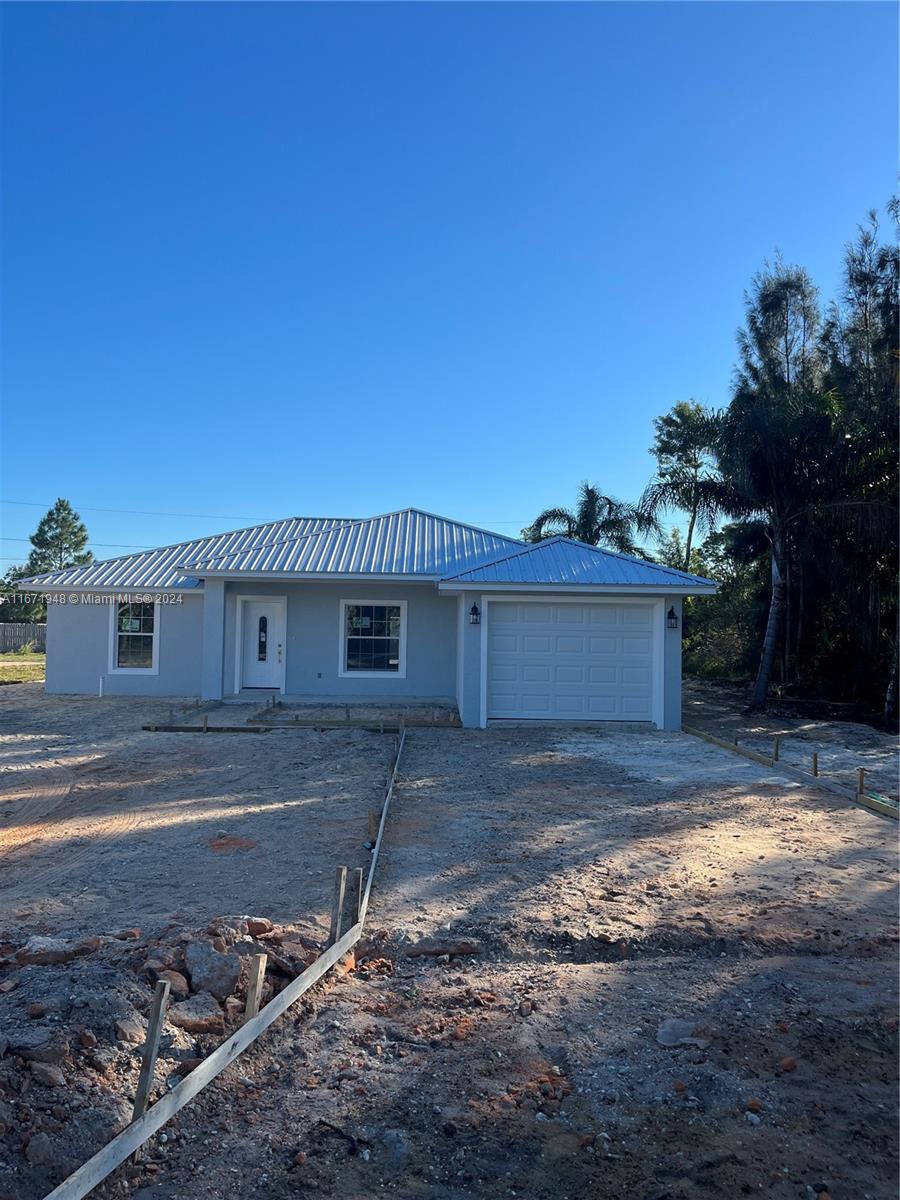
[0,499,274,522]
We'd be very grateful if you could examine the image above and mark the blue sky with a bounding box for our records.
[1,1,897,563]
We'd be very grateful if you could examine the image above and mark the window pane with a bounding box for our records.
[343,604,401,671]
[117,634,153,668]
[118,602,155,635]
[347,636,400,672]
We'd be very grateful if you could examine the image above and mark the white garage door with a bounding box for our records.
[486,601,657,721]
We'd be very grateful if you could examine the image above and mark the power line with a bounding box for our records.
[0,499,274,522]
[1,536,156,549]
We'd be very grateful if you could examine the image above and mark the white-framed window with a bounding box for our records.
[339,599,407,679]
[109,600,160,674]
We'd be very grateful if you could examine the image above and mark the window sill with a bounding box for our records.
[338,669,406,680]
[108,667,160,676]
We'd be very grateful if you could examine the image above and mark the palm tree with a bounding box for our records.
[640,401,725,570]
[522,482,658,555]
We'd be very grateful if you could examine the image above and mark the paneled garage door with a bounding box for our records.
[486,601,657,721]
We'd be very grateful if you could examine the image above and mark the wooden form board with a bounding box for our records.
[44,729,407,1200]
[682,724,898,821]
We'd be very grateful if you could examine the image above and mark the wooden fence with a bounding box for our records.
[0,622,46,652]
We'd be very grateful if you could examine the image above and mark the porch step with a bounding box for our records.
[247,698,460,727]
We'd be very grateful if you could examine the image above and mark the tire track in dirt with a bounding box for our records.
[0,761,149,901]
[0,762,75,854]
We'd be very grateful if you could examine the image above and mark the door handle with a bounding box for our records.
[277,644,283,663]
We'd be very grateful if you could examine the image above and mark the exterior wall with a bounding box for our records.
[456,591,685,730]
[222,580,457,699]
[456,590,483,727]
[200,579,225,701]
[40,581,684,724]
[662,594,683,731]
[44,595,202,697]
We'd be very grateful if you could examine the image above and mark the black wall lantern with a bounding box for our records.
[666,606,678,629]
[469,603,481,625]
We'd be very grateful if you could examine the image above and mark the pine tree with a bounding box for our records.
[23,499,93,575]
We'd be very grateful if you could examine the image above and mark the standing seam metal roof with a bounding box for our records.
[190,509,524,577]
[440,536,717,588]
[14,517,351,589]
[15,511,716,592]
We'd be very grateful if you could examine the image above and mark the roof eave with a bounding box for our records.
[14,581,202,593]
[197,570,444,583]
[437,581,719,595]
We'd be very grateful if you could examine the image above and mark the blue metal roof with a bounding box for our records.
[191,509,523,577]
[16,512,715,593]
[440,536,717,589]
[16,517,349,590]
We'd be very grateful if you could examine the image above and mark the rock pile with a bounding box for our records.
[0,912,324,1200]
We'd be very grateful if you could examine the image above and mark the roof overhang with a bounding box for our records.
[437,582,718,596]
[196,570,443,583]
[15,582,202,594]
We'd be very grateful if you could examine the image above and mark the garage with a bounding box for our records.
[486,600,660,722]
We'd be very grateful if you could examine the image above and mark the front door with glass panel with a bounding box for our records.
[240,599,285,689]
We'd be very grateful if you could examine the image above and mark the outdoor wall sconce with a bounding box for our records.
[469,603,481,625]
[667,606,678,629]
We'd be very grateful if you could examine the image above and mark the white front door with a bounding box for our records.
[240,599,285,690]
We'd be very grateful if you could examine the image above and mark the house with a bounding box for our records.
[16,508,716,729]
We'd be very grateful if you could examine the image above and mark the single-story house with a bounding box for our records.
[17,508,716,729]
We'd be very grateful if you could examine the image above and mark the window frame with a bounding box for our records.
[108,599,160,675]
[338,598,408,680]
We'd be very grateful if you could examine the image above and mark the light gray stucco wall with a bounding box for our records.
[456,590,483,728]
[221,580,457,699]
[662,595,683,731]
[44,595,203,696]
[41,583,685,724]
[200,579,225,701]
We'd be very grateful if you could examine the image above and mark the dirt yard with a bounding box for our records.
[0,683,897,1200]
[683,678,899,801]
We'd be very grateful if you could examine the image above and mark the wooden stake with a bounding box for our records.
[329,866,348,946]
[773,735,781,762]
[367,811,378,844]
[244,954,267,1023]
[351,867,364,924]
[202,714,209,733]
[39,732,411,1200]
[44,926,362,1200]
[131,979,170,1156]
[857,767,866,797]
[812,752,818,777]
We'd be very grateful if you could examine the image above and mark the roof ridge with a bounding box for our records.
[401,508,524,547]
[441,534,716,587]
[178,515,362,565]
[187,508,522,568]
[556,537,715,583]
[439,535,560,580]
[16,516,351,585]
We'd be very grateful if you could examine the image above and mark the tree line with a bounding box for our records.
[524,201,898,720]
[3,203,896,718]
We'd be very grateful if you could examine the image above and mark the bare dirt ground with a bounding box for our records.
[0,685,394,937]
[683,678,899,801]
[0,684,897,1200]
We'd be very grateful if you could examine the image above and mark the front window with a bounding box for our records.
[340,601,406,677]
[113,602,157,671]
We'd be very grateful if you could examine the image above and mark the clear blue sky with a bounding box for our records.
[1,1,896,563]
